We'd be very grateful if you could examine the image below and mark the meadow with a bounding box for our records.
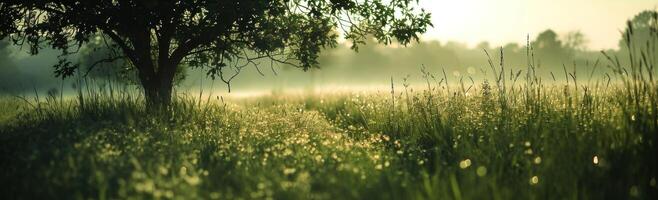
[1,21,657,200]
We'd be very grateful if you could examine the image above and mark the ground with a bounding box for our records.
[1,80,656,199]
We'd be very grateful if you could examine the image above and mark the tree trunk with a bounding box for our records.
[128,28,180,109]
[139,62,176,109]
[143,81,173,108]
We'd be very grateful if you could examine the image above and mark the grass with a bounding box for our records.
[1,76,656,199]
[1,14,657,200]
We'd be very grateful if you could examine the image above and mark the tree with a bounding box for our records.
[0,39,20,91]
[77,35,187,86]
[563,31,587,52]
[476,41,490,51]
[77,35,134,82]
[532,29,570,67]
[619,10,657,52]
[533,30,561,50]
[0,0,432,107]
[502,43,520,53]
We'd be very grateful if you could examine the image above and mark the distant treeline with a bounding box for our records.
[0,10,655,93]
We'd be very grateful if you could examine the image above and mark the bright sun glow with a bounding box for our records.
[420,0,658,50]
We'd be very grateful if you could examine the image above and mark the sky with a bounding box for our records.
[419,0,658,50]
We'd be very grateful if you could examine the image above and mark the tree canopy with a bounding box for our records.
[619,10,657,51]
[0,0,432,106]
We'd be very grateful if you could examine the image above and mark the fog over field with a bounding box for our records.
[0,12,652,96]
[1,1,657,199]
[2,1,656,98]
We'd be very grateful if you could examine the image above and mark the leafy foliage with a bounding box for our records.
[0,0,432,99]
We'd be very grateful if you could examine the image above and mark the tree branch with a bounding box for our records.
[83,56,126,77]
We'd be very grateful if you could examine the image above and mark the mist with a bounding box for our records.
[0,11,652,97]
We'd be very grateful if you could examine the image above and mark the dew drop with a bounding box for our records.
[459,159,472,169]
[530,176,539,185]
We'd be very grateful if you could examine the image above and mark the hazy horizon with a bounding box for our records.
[419,0,657,50]
[2,1,657,96]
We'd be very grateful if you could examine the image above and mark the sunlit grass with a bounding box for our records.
[1,12,657,200]
[1,76,656,199]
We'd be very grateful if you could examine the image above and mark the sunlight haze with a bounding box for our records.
[420,0,658,50]
[2,1,658,199]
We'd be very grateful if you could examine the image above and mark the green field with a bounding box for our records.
[2,1,658,199]
[1,10,657,200]
[1,64,657,199]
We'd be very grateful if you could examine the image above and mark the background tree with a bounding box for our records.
[0,39,44,93]
[476,41,490,51]
[563,31,588,52]
[0,0,432,107]
[532,29,571,68]
[0,39,22,92]
[619,10,657,53]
